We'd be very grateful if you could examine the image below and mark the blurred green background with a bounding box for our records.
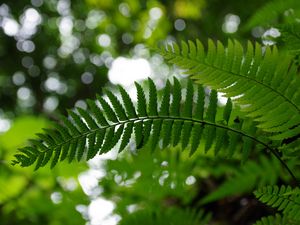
[0,0,290,224]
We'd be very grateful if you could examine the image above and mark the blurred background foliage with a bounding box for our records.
[0,0,299,224]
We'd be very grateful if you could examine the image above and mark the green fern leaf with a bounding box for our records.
[227,117,243,157]
[86,133,96,160]
[76,137,86,161]
[253,214,297,225]
[171,77,182,116]
[172,120,183,147]
[13,78,292,176]
[200,156,281,205]
[35,133,54,147]
[42,128,63,144]
[162,120,173,148]
[119,122,133,152]
[95,130,105,154]
[51,123,71,141]
[223,98,232,124]
[214,126,227,155]
[190,123,204,156]
[35,151,45,170]
[50,148,61,169]
[101,127,115,153]
[241,122,257,163]
[110,124,124,150]
[59,115,80,135]
[280,23,300,56]
[97,95,119,123]
[134,121,143,148]
[148,78,158,116]
[60,142,70,161]
[151,119,162,150]
[159,39,300,140]
[105,90,127,121]
[254,185,300,220]
[204,90,217,152]
[67,140,77,163]
[135,82,147,117]
[171,78,183,147]
[86,99,109,126]
[77,107,99,130]
[159,80,171,116]
[68,110,89,132]
[118,85,137,119]
[182,79,194,117]
[193,85,205,120]
[190,85,205,155]
[140,120,152,147]
[181,121,193,149]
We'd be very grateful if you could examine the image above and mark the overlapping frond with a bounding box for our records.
[12,78,273,170]
[244,0,300,29]
[158,39,300,140]
[280,23,300,56]
[253,214,297,225]
[200,156,281,205]
[254,185,300,220]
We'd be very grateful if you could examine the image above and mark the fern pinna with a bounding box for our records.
[13,77,280,171]
[158,39,300,142]
[253,213,297,225]
[199,155,282,205]
[254,185,300,221]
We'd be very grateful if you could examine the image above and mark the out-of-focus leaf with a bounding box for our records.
[0,116,49,151]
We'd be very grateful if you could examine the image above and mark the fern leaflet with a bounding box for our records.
[253,214,297,225]
[11,78,289,172]
[254,185,300,220]
[158,39,300,140]
[200,156,282,205]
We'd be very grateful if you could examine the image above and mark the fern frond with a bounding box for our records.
[254,185,300,220]
[244,0,300,29]
[253,214,297,225]
[159,39,300,140]
[200,156,281,205]
[280,23,300,56]
[12,78,284,170]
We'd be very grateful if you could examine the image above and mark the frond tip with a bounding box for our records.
[13,78,272,170]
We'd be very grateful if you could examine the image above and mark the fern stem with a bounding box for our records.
[268,148,300,188]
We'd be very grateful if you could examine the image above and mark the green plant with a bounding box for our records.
[254,185,300,221]
[11,4,300,224]
[253,214,297,225]
[118,207,211,225]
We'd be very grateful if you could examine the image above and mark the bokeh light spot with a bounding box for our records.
[108,57,151,86]
[97,34,111,47]
[222,14,240,33]
[174,19,186,31]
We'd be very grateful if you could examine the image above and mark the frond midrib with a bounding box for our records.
[166,52,300,114]
[43,115,270,152]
